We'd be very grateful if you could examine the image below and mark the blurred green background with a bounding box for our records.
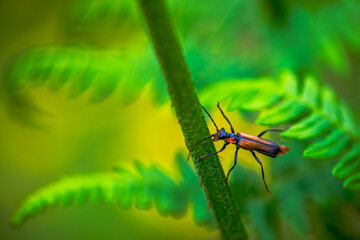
[1,0,360,239]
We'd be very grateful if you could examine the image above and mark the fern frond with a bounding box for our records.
[199,71,360,190]
[67,0,360,74]
[243,138,355,239]
[71,0,137,26]
[1,46,167,124]
[11,154,214,227]
[333,145,360,180]
[3,46,165,102]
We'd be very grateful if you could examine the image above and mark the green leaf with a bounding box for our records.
[340,101,358,134]
[281,113,331,140]
[344,172,360,191]
[174,154,215,227]
[280,70,298,95]
[4,47,161,100]
[227,88,261,111]
[301,75,319,106]
[199,79,276,110]
[71,0,138,26]
[241,89,282,111]
[332,144,360,179]
[322,87,338,122]
[11,154,215,228]
[2,46,168,124]
[256,99,308,125]
[304,129,350,159]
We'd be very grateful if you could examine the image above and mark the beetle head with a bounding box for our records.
[212,128,227,141]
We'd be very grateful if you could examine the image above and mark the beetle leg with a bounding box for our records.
[198,142,229,162]
[250,150,272,194]
[257,128,283,138]
[188,136,220,162]
[225,147,239,184]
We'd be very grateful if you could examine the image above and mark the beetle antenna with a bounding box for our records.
[200,134,216,142]
[217,102,235,134]
[201,105,219,132]
[194,134,216,145]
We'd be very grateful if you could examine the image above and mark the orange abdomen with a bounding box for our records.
[237,132,283,158]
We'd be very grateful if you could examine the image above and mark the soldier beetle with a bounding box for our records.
[196,103,290,193]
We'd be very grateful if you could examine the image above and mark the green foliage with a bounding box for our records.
[200,71,360,191]
[229,141,360,240]
[5,0,360,127]
[14,148,358,239]
[67,0,360,74]
[4,46,166,102]
[70,0,138,26]
[3,0,360,238]
[11,153,215,228]
[1,46,167,124]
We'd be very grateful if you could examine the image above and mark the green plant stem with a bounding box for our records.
[137,0,248,239]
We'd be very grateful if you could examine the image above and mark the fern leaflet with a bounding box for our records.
[11,153,215,228]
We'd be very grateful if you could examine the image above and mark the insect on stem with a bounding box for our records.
[196,103,290,193]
